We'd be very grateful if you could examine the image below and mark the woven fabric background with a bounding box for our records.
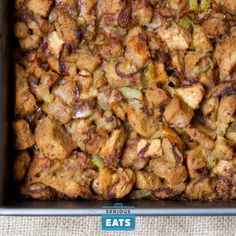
[0,216,236,236]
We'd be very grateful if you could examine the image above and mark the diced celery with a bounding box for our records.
[198,64,210,73]
[178,16,193,30]
[92,154,104,169]
[201,0,211,12]
[189,0,199,12]
[207,155,216,167]
[119,87,142,100]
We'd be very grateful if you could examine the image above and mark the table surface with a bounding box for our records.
[0,216,235,236]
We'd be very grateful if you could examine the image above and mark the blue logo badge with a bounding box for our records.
[102,203,135,231]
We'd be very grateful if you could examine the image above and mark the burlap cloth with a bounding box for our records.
[0,216,235,236]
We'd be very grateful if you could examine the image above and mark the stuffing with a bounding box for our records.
[185,178,216,200]
[13,0,236,201]
[158,23,191,50]
[212,137,234,160]
[99,129,127,168]
[26,0,53,17]
[42,97,72,124]
[13,151,31,182]
[53,9,81,46]
[79,0,98,16]
[192,26,212,53]
[153,183,186,199]
[14,22,28,39]
[97,0,124,27]
[21,183,56,200]
[125,26,150,67]
[148,158,188,186]
[187,147,209,179]
[31,159,97,199]
[215,29,236,80]
[107,168,135,198]
[145,88,170,109]
[226,122,236,144]
[47,31,64,58]
[35,117,76,160]
[127,103,159,137]
[163,97,194,128]
[52,81,79,106]
[212,160,235,178]
[74,48,101,73]
[137,139,163,158]
[55,0,79,17]
[219,0,236,13]
[121,139,149,170]
[15,65,38,117]
[175,83,205,109]
[183,126,215,150]
[184,52,213,80]
[131,0,153,26]
[13,119,35,150]
[201,12,229,38]
[216,95,236,136]
[94,39,124,59]
[103,60,142,87]
[135,171,161,190]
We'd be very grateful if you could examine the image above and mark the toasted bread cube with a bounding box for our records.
[125,26,150,67]
[175,83,205,109]
[215,28,236,80]
[55,0,79,17]
[159,23,191,50]
[14,22,28,39]
[14,151,31,182]
[136,171,161,190]
[35,117,76,160]
[76,48,101,73]
[42,97,72,125]
[216,95,236,136]
[47,31,64,57]
[145,88,169,108]
[27,0,53,17]
[13,119,35,150]
[127,104,158,137]
[220,0,236,13]
[185,178,216,200]
[15,65,38,117]
[192,26,212,53]
[107,168,135,199]
[19,35,41,51]
[99,129,126,168]
[183,125,215,150]
[163,97,193,128]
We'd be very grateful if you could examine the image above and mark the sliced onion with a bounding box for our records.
[118,4,131,28]
[119,87,142,100]
[115,62,140,78]
[72,99,95,119]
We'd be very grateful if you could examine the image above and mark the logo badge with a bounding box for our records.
[102,203,135,231]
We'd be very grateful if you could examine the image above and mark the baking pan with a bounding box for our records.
[1,0,236,216]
